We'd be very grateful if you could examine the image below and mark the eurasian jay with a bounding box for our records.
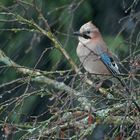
[74,21,119,76]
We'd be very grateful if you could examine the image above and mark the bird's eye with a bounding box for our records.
[86,30,90,34]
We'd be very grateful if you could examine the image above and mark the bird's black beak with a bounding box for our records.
[73,31,82,36]
[73,31,91,39]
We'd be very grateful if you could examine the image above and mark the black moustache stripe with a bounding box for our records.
[82,34,91,39]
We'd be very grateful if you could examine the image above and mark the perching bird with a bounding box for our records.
[74,21,119,76]
[74,21,140,112]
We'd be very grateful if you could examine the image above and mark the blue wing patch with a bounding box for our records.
[100,53,120,76]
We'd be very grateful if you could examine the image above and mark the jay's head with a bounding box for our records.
[74,21,101,43]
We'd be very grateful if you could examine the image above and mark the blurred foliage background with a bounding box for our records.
[0,0,140,139]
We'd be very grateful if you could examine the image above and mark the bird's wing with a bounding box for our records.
[100,53,120,76]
